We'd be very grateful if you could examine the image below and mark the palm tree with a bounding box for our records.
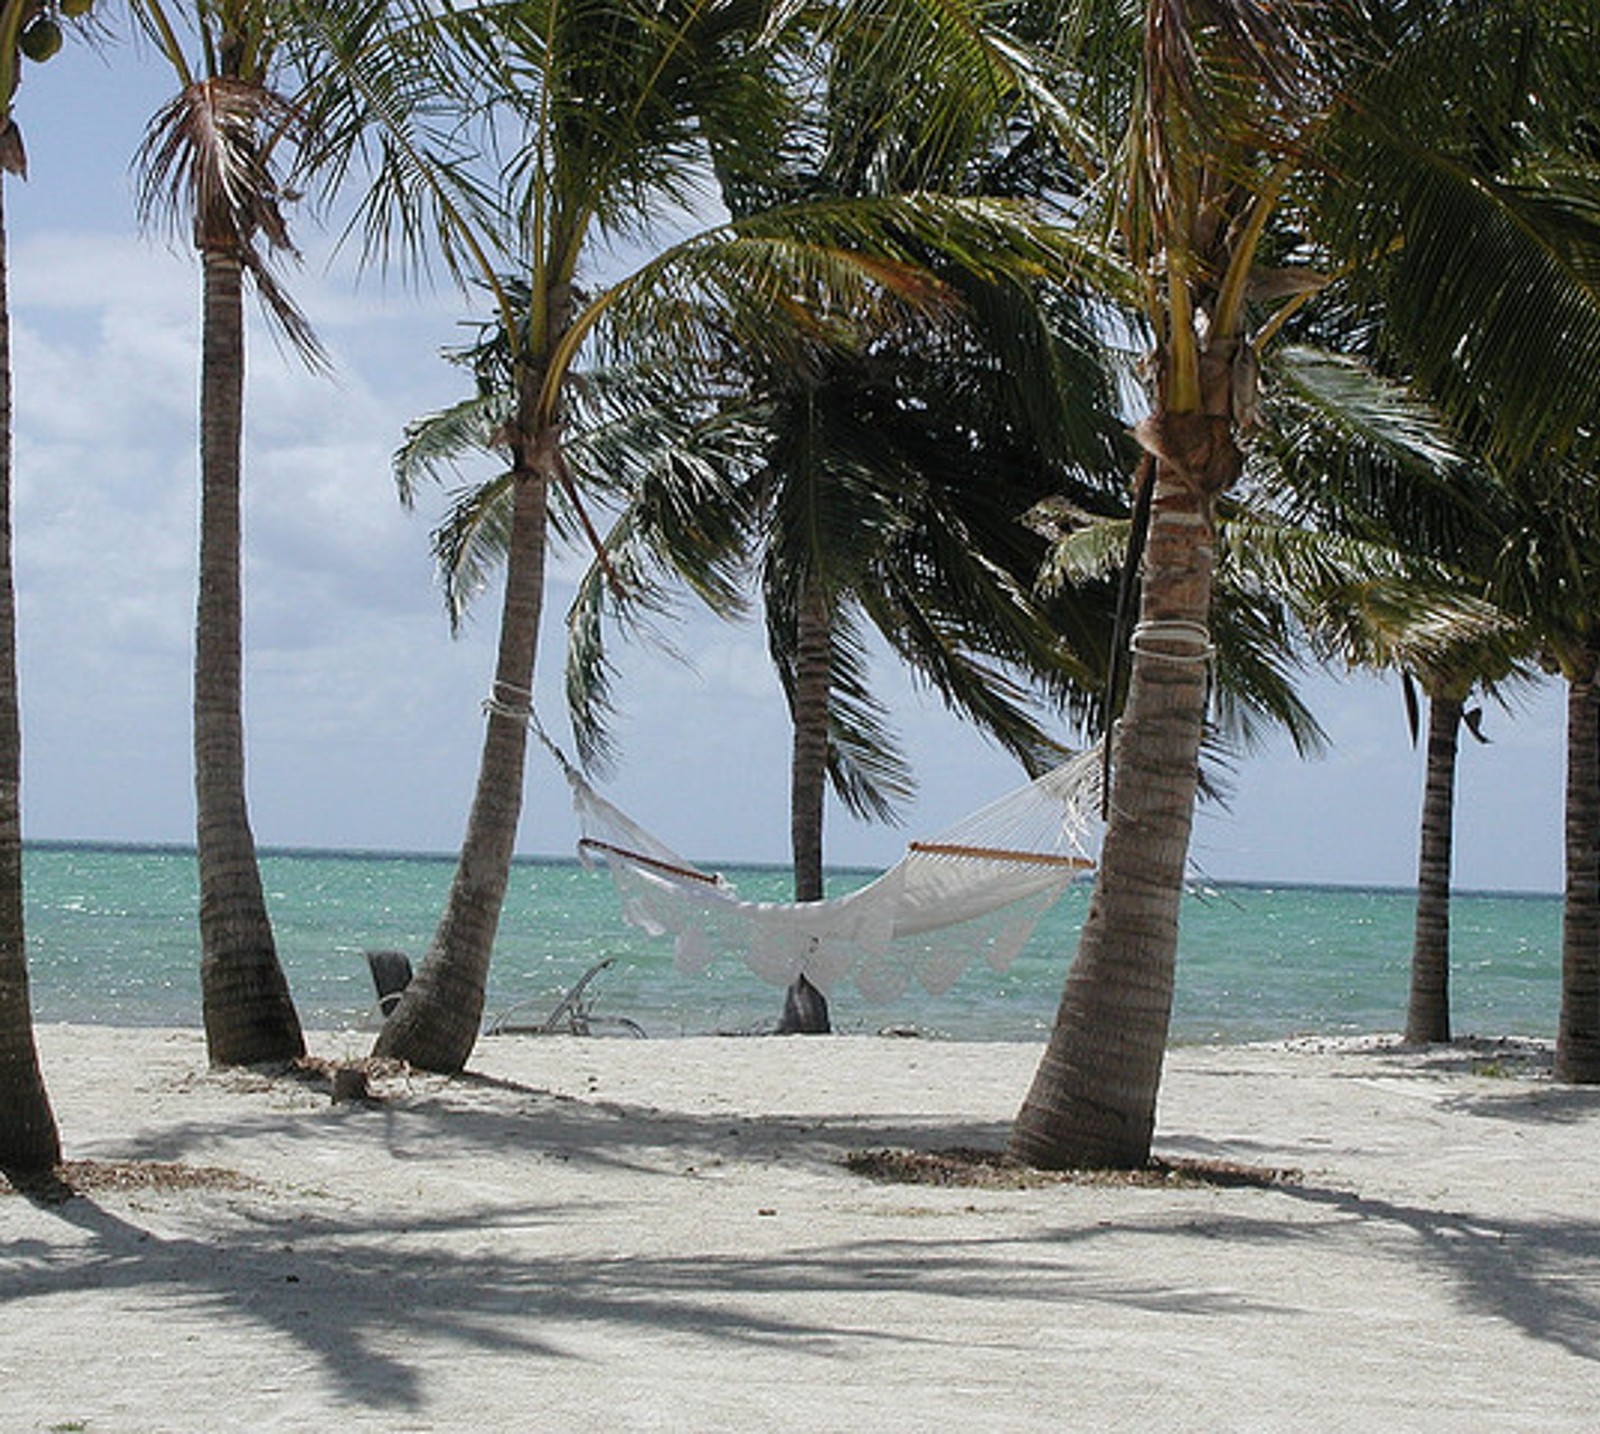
[1253,344,1533,1046]
[300,0,1090,1073]
[1253,356,1533,1043]
[133,0,317,1065]
[728,307,1121,1031]
[337,0,826,1073]
[1007,0,1338,1170]
[0,0,61,1177]
[1557,641,1600,1081]
[698,17,1128,1032]
[1402,681,1473,1043]
[1010,0,1600,1168]
[1486,458,1600,1081]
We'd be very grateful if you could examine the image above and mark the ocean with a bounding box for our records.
[22,842,1564,1045]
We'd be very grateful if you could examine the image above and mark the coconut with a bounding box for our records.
[19,16,63,61]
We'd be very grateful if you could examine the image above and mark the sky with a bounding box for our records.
[0,36,1570,894]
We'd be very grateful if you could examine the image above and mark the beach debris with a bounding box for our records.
[1,1159,259,1203]
[331,1066,372,1104]
[844,1147,1302,1190]
[283,1054,403,1105]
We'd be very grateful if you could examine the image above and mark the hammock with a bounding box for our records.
[557,743,1103,1003]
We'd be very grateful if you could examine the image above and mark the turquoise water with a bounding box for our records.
[22,842,1564,1044]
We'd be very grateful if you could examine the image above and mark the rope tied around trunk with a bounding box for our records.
[482,679,536,724]
[1128,619,1214,665]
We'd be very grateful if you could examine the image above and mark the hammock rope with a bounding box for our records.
[551,729,1104,1003]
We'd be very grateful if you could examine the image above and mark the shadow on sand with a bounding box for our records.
[6,1051,1599,1413]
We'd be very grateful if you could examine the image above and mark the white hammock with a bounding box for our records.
[560,745,1103,1003]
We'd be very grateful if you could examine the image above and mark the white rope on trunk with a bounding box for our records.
[1128,619,1214,663]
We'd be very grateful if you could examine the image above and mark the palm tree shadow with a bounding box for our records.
[13,1182,905,1412]
[22,1059,1594,1415]
[93,1061,1022,1184]
[19,1192,496,1411]
[1078,1165,1600,1365]
[4,1078,1029,1413]
[1439,1084,1600,1125]
[1281,1182,1600,1362]
[10,1163,1301,1413]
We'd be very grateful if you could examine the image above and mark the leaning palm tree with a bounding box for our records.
[300,0,1092,1073]
[1009,0,1348,1169]
[0,0,63,1176]
[350,0,850,1074]
[133,0,317,1065]
[1010,0,1600,1167]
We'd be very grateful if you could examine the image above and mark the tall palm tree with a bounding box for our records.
[1010,0,1600,1168]
[1251,343,1530,1047]
[301,0,1089,1073]
[1558,642,1600,1081]
[1486,458,1600,1081]
[705,15,1127,1031]
[338,0,825,1074]
[133,0,318,1065]
[0,0,61,1176]
[1008,0,1339,1170]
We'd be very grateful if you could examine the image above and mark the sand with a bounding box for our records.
[4,1024,1597,1432]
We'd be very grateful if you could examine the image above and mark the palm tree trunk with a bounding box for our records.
[790,580,830,904]
[1406,690,1462,1044]
[374,431,551,1073]
[1556,650,1600,1083]
[1010,411,1229,1170]
[0,176,59,1175]
[779,577,832,1033]
[195,250,303,1067]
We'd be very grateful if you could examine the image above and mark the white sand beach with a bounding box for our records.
[5,1025,1598,1432]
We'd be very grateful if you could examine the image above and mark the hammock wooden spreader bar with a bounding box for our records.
[907,841,1095,870]
[578,837,725,887]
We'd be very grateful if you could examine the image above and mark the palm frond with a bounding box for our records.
[555,193,1134,418]
[1254,343,1501,559]
[816,604,916,823]
[430,472,517,630]
[1317,3,1600,465]
[1205,583,1326,758]
[393,390,514,507]
[285,0,515,299]
[1218,507,1525,685]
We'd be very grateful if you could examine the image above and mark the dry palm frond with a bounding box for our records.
[137,75,327,366]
